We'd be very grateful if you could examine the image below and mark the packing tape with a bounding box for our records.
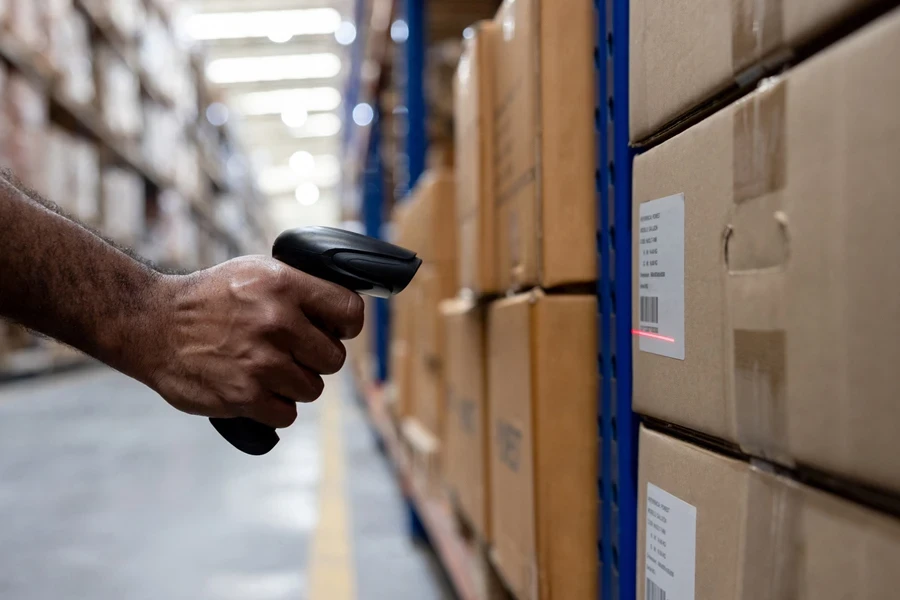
[732,0,785,75]
[739,466,802,600]
[726,77,791,462]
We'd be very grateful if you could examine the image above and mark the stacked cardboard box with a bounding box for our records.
[638,426,900,600]
[631,3,900,596]
[436,1,601,598]
[387,168,458,462]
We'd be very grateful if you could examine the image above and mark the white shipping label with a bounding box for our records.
[646,483,697,600]
[638,193,685,360]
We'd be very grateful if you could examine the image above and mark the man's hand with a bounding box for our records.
[1,173,364,430]
[145,256,365,428]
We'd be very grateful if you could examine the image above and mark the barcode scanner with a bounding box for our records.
[209,226,422,456]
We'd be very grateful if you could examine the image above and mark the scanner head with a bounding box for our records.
[273,226,422,298]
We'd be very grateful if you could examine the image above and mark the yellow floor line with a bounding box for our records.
[308,383,356,600]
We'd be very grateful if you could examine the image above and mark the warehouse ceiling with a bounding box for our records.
[185,0,355,231]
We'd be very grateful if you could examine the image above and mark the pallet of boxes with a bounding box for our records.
[438,0,599,597]
[631,2,900,598]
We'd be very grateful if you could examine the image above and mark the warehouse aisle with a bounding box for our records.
[0,367,447,599]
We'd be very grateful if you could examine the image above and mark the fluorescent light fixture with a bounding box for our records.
[232,87,342,116]
[352,103,374,127]
[295,183,321,206]
[281,107,308,128]
[289,113,342,138]
[186,9,341,41]
[206,102,229,126]
[289,151,315,175]
[206,54,342,84]
[258,156,340,194]
[268,30,293,43]
[390,19,409,43]
[335,21,357,46]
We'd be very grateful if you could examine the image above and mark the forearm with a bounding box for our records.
[0,173,171,383]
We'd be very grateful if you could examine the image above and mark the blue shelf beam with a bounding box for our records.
[363,113,391,382]
[597,0,638,598]
[404,0,427,192]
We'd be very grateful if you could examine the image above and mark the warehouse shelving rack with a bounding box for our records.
[351,0,644,597]
[597,0,638,599]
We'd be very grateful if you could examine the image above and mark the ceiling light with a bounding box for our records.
[390,19,409,43]
[289,151,315,175]
[231,87,342,116]
[206,102,229,126]
[335,21,357,46]
[257,157,340,194]
[186,9,341,41]
[289,113,342,138]
[352,103,374,127]
[281,107,308,128]
[268,30,293,43]
[206,54,342,84]
[295,183,320,206]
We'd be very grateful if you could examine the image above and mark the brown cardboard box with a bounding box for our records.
[455,21,498,296]
[632,8,900,493]
[441,298,490,541]
[488,291,597,600]
[492,0,596,291]
[629,0,883,141]
[413,263,458,362]
[389,287,416,420]
[405,168,458,267]
[410,264,455,438]
[638,426,900,600]
[412,348,443,445]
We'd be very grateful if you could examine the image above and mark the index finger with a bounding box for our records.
[287,270,365,340]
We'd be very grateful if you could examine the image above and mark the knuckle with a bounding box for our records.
[258,305,288,335]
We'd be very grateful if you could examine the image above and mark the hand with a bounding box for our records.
[143,256,364,428]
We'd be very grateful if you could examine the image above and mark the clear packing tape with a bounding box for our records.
[732,0,790,80]
[724,75,792,464]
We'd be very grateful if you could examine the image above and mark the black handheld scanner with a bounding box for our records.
[210,226,422,456]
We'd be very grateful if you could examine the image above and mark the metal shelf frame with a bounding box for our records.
[597,0,638,598]
[362,113,392,383]
[403,0,428,192]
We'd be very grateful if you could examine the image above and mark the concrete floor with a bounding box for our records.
[0,367,449,600]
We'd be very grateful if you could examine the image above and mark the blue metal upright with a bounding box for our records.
[404,0,427,191]
[597,0,638,598]
[363,114,391,382]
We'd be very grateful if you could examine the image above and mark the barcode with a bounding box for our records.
[640,296,659,324]
[646,578,667,600]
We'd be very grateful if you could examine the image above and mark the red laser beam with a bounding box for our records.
[632,330,676,343]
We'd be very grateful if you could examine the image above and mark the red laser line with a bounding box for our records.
[632,330,676,343]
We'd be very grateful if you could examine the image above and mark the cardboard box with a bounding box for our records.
[413,263,457,362]
[638,426,900,600]
[389,287,416,420]
[632,8,900,493]
[492,0,596,291]
[488,291,597,600]
[455,21,498,296]
[405,169,458,267]
[629,0,882,141]
[412,348,443,444]
[411,264,455,437]
[441,299,490,541]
